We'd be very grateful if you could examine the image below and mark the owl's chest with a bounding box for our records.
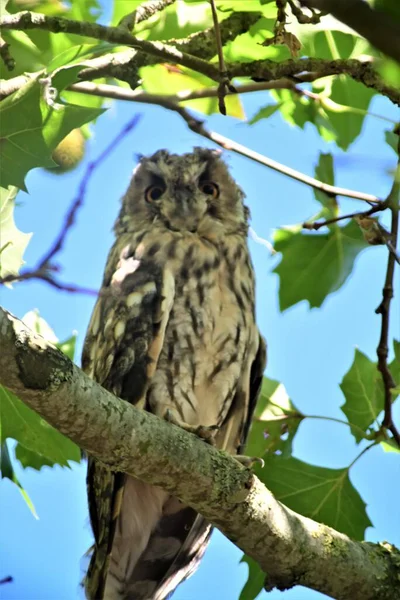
[149,237,256,426]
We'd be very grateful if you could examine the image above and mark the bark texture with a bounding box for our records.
[1,306,400,600]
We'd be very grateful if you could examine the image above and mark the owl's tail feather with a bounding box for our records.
[102,493,212,600]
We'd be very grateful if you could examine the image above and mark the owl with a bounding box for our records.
[82,148,266,600]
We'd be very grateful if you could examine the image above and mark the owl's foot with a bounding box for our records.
[235,455,265,469]
[164,409,218,445]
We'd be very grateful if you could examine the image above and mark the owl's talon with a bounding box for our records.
[235,455,265,469]
[164,410,218,445]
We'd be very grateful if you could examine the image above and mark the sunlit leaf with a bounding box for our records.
[313,153,339,218]
[248,103,282,125]
[239,555,264,600]
[0,386,81,466]
[140,64,244,118]
[0,186,32,279]
[340,342,400,442]
[385,130,399,155]
[246,377,302,458]
[1,441,38,518]
[381,440,400,453]
[223,18,290,63]
[0,73,105,190]
[259,456,372,540]
[273,221,369,310]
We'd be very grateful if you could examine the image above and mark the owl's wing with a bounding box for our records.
[241,333,267,451]
[82,241,175,599]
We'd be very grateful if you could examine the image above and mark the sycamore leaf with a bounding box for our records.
[223,17,290,63]
[15,443,55,471]
[340,342,400,442]
[313,153,338,218]
[380,440,400,453]
[141,64,244,118]
[259,456,372,540]
[248,102,282,125]
[273,221,369,311]
[385,130,399,155]
[246,377,302,458]
[239,555,264,600]
[0,72,105,190]
[1,441,38,518]
[0,386,80,467]
[0,186,32,279]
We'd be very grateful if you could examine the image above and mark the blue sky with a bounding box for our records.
[0,88,399,600]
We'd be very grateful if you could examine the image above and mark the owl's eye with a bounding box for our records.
[199,181,219,199]
[145,185,165,202]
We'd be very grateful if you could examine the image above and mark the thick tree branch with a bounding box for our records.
[300,0,400,64]
[0,306,399,600]
[0,11,399,105]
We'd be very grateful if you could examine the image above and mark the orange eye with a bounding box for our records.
[199,181,219,198]
[145,185,165,202]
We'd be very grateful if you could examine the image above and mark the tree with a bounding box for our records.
[0,1,399,599]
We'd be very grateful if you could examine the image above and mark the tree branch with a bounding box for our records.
[375,135,400,447]
[1,11,399,106]
[300,0,400,64]
[66,81,383,204]
[0,306,399,599]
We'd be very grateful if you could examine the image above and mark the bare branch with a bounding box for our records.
[0,306,399,600]
[303,204,388,231]
[375,134,400,447]
[118,0,176,30]
[299,0,400,64]
[63,81,383,204]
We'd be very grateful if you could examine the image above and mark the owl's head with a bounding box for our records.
[116,148,249,239]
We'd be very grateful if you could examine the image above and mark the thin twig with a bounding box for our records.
[303,204,387,230]
[0,115,142,293]
[0,35,15,71]
[375,134,400,448]
[37,114,142,269]
[67,82,383,204]
[288,0,322,24]
[0,576,13,585]
[209,0,234,115]
[118,0,176,31]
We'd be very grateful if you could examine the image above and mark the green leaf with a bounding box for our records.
[381,440,400,453]
[15,443,55,470]
[0,186,32,279]
[141,64,244,118]
[246,377,302,458]
[1,441,38,518]
[271,89,337,144]
[0,74,105,190]
[223,17,290,63]
[239,555,264,600]
[248,102,282,125]
[385,130,399,155]
[57,334,77,361]
[326,78,375,150]
[273,221,369,310]
[340,342,400,442]
[259,456,372,540]
[313,153,339,218]
[0,386,81,466]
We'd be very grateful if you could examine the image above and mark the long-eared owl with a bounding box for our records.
[82,148,266,599]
